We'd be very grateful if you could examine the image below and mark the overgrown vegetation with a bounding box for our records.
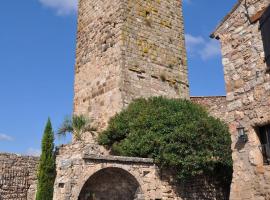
[36,119,56,200]
[57,115,93,141]
[98,97,232,185]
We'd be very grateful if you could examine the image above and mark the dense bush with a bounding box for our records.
[98,97,232,184]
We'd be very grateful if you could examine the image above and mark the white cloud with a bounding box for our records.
[26,148,41,157]
[39,0,78,16]
[0,134,13,141]
[185,34,221,60]
[199,40,221,60]
[185,34,204,49]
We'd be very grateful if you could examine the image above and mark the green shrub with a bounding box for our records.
[57,115,94,141]
[98,97,232,184]
[36,119,56,200]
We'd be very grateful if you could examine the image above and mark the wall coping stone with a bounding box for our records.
[83,154,154,164]
[0,152,39,159]
[190,96,226,98]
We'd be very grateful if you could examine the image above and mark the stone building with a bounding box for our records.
[73,0,189,131]
[54,0,188,199]
[52,0,228,200]
[1,0,252,199]
[211,0,270,199]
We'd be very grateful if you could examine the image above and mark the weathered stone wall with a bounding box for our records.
[177,175,229,200]
[53,143,228,200]
[191,96,228,121]
[213,0,270,199]
[73,0,189,133]
[74,0,124,131]
[121,0,189,105]
[0,153,39,200]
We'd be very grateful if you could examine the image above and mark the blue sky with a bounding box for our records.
[0,0,236,155]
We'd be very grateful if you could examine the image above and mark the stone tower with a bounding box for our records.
[74,0,189,131]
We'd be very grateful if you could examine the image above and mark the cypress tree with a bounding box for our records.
[36,119,56,200]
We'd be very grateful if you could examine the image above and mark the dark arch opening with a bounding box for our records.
[78,167,143,200]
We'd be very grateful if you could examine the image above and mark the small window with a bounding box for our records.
[58,183,65,188]
[257,125,270,164]
[260,6,270,68]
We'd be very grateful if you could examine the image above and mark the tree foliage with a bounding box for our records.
[36,119,56,200]
[98,97,232,184]
[57,115,93,141]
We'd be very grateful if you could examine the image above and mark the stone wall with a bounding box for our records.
[191,96,228,121]
[53,142,228,200]
[212,0,270,199]
[74,0,124,131]
[121,0,189,104]
[0,153,39,200]
[177,175,229,200]
[73,0,189,133]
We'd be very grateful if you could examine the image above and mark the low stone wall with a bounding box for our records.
[0,153,39,200]
[176,176,229,200]
[191,96,228,121]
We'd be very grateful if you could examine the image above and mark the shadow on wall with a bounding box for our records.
[78,167,143,200]
[161,171,230,200]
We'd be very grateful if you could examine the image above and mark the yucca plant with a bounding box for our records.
[57,115,93,141]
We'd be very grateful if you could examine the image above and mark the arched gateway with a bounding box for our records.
[52,144,171,199]
[53,144,230,200]
[78,167,143,200]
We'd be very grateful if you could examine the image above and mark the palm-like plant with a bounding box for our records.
[57,115,93,141]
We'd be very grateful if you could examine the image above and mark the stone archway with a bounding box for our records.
[78,167,144,200]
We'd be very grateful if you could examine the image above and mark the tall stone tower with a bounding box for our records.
[74,0,189,130]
